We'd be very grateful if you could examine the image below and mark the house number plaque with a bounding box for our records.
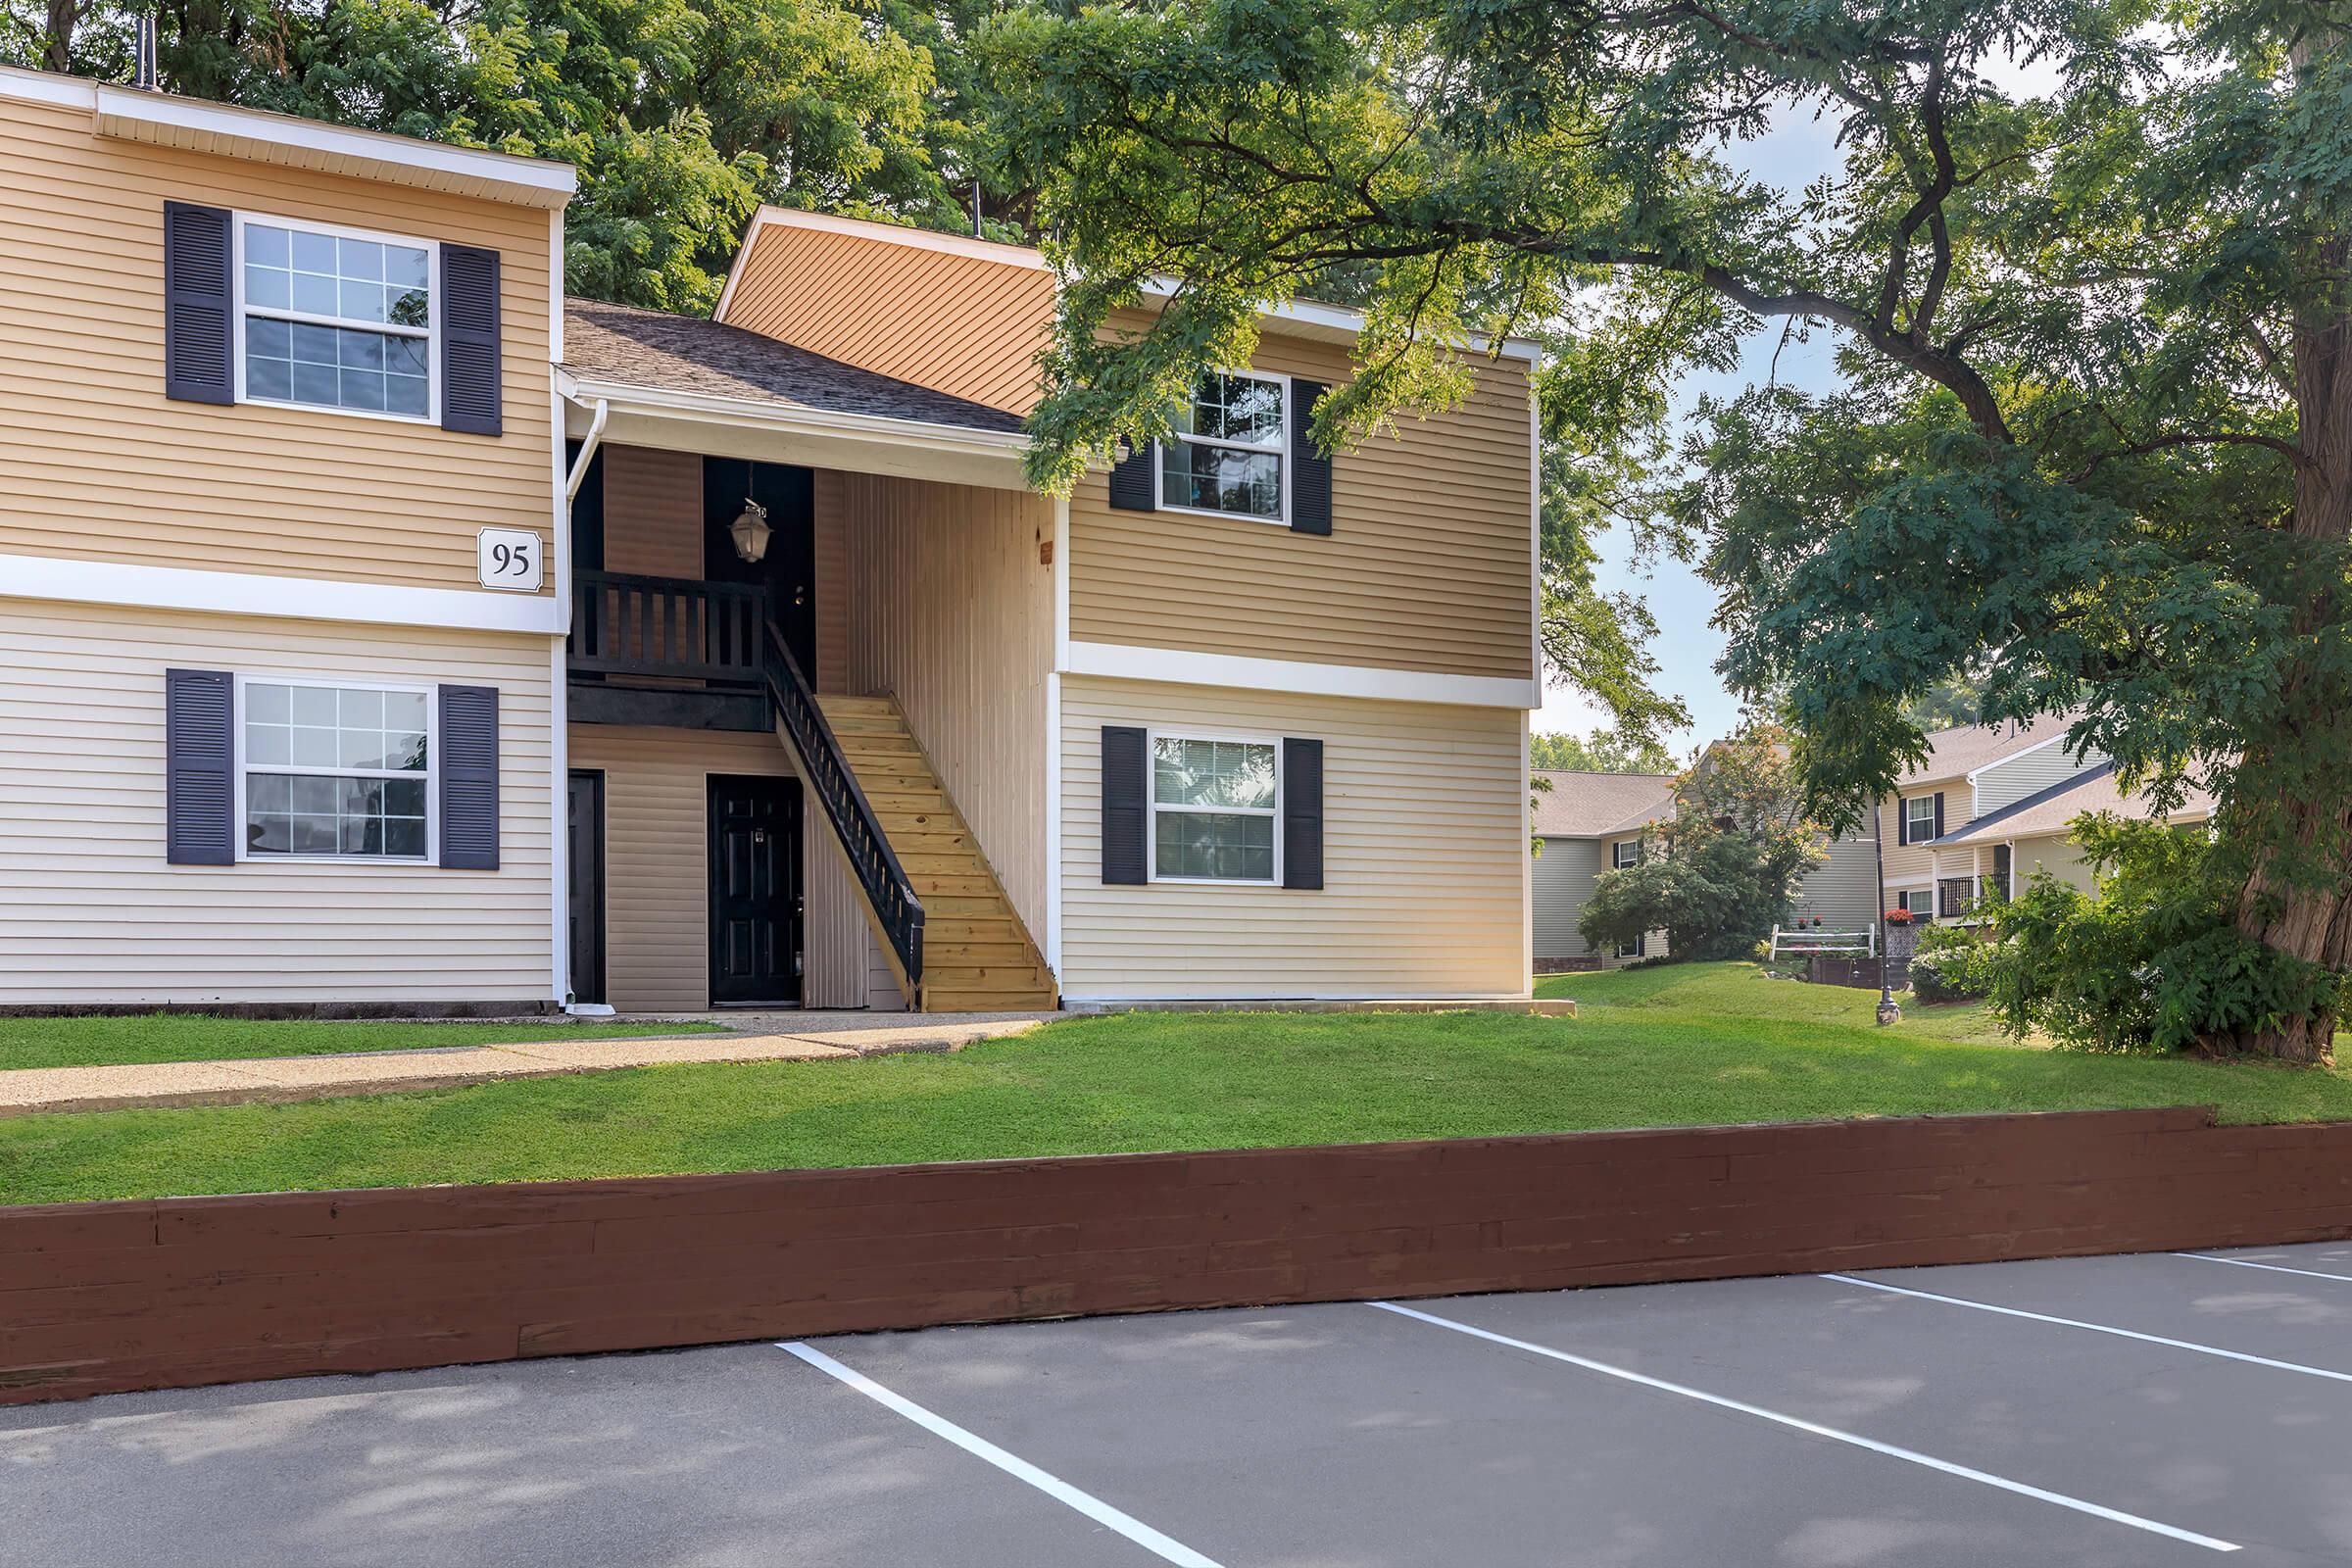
[476,528,544,592]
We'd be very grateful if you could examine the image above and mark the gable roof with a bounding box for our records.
[1532,771,1676,839]
[1900,711,2085,788]
[1930,762,2216,846]
[562,298,1027,435]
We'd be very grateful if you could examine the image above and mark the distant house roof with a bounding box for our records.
[562,298,1028,434]
[1930,762,2215,847]
[1532,771,1676,839]
[1900,711,2087,788]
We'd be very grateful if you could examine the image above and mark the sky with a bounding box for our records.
[1531,107,1845,753]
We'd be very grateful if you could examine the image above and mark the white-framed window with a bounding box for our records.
[1617,935,1647,959]
[1157,368,1288,524]
[1148,731,1280,883]
[233,214,438,422]
[235,676,434,860]
[1612,839,1642,870]
[1904,795,1936,842]
[1895,887,1932,917]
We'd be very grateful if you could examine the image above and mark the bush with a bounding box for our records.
[1978,814,2345,1054]
[1907,922,1996,1004]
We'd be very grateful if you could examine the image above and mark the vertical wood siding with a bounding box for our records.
[1066,327,1536,679]
[1059,678,1527,1000]
[721,219,1053,414]
[0,95,556,592]
[839,472,1054,941]
[598,446,703,578]
[0,602,552,1004]
[812,470,850,694]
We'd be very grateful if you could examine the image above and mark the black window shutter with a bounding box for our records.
[1932,791,1945,841]
[1282,737,1324,889]
[163,202,233,405]
[1101,725,1149,884]
[438,685,500,868]
[1290,379,1332,535]
[1106,439,1155,512]
[165,668,235,864]
[440,244,502,435]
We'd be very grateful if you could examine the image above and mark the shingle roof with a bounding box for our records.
[562,298,1026,434]
[1532,771,1676,839]
[1931,763,2215,846]
[1900,710,2086,787]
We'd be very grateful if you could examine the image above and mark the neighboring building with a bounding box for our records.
[1892,728,2214,920]
[0,79,1541,1013]
[1531,764,1880,969]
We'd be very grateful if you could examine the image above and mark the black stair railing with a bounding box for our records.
[763,622,924,991]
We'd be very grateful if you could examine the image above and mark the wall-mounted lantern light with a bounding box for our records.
[728,498,771,564]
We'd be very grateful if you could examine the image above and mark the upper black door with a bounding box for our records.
[566,770,607,1005]
[704,458,815,681]
[708,774,802,1006]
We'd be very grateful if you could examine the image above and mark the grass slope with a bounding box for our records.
[0,1014,718,1072]
[5,963,2348,1205]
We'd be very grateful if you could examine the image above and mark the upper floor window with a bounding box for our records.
[1151,733,1279,882]
[238,678,433,859]
[1904,795,1936,843]
[236,217,435,420]
[1159,369,1287,522]
[1612,839,1642,869]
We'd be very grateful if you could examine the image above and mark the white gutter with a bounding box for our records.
[556,371,1032,466]
[564,396,609,502]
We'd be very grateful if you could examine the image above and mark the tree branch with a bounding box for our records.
[2068,430,2312,481]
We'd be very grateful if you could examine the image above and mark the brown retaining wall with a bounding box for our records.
[7,1105,2352,1405]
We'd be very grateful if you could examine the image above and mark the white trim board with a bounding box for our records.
[1063,640,1540,710]
[0,553,565,635]
[0,73,578,206]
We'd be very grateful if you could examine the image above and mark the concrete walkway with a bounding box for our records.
[0,1012,1052,1117]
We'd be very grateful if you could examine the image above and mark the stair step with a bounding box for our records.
[891,832,977,856]
[924,941,1039,966]
[922,891,1019,913]
[826,716,913,738]
[817,695,899,715]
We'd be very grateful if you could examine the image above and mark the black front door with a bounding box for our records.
[708,774,802,1006]
[567,770,606,1005]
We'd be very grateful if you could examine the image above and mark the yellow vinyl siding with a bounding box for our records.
[834,469,1054,941]
[1059,677,1527,1000]
[0,600,552,1004]
[1067,328,1536,680]
[720,217,1054,414]
[0,94,554,592]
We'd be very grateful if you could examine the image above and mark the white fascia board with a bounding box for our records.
[0,553,564,635]
[559,374,1028,466]
[1064,640,1541,710]
[77,79,575,206]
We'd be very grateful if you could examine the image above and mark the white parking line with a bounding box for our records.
[1824,1273,2352,1383]
[2176,1251,2352,1284]
[777,1341,1226,1568]
[1371,1299,2238,1553]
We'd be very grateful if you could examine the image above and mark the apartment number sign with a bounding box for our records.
[476,528,544,592]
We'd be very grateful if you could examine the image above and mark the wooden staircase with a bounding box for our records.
[814,694,1057,1012]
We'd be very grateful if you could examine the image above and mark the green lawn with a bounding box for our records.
[0,1013,718,1072]
[6,962,2349,1205]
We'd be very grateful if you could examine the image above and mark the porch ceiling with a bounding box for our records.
[563,386,1033,491]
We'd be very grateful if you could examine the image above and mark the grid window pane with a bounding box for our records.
[241,220,430,418]
[1161,441,1283,519]
[1152,738,1276,808]
[1177,372,1284,447]
[243,683,429,858]
[1154,810,1276,881]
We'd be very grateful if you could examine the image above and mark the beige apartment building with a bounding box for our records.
[0,74,1542,1013]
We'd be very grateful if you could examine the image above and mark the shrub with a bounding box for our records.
[1979,814,2345,1054]
[1907,922,1995,1004]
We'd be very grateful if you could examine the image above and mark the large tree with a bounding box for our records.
[5,0,974,311]
[980,0,2352,1058]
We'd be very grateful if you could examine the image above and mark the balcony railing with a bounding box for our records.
[570,571,766,685]
[1936,875,2010,922]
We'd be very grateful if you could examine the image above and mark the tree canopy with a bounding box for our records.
[979,0,2352,1057]
[1530,728,1678,774]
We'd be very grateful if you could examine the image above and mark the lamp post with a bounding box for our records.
[728,499,771,564]
[1873,791,1901,1025]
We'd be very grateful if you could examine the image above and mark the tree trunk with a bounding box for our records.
[2232,842,2352,1064]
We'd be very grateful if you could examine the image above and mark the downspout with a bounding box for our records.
[564,396,609,502]
[1874,794,1899,1025]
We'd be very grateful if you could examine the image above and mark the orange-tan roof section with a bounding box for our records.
[716,210,1055,415]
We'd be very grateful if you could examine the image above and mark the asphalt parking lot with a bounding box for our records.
[9,1243,2352,1567]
